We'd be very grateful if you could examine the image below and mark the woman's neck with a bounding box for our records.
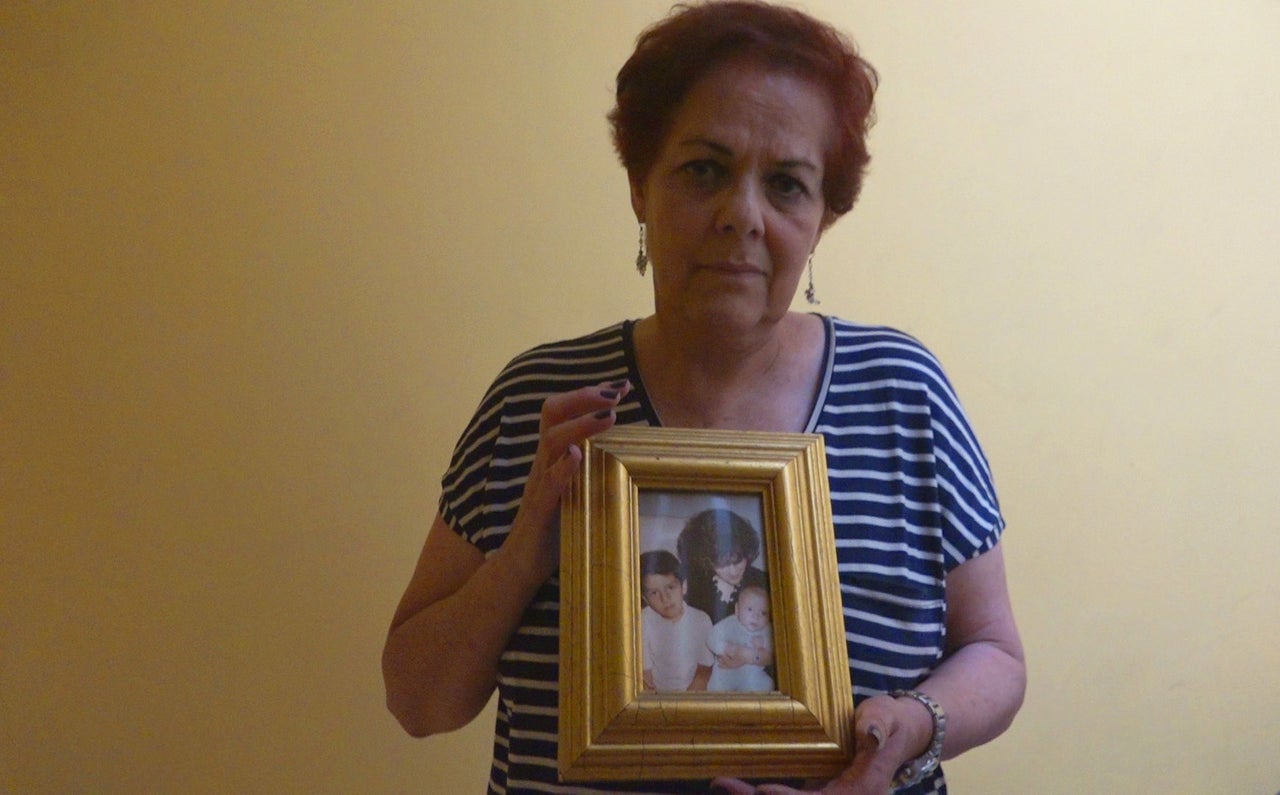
[632,312,825,432]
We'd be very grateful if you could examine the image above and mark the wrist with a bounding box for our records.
[893,691,935,758]
[490,540,553,595]
[889,689,947,788]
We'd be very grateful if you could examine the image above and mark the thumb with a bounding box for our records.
[528,443,583,516]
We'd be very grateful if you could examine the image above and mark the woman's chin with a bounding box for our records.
[676,294,786,335]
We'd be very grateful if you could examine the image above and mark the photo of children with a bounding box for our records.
[637,493,777,695]
[639,550,713,692]
[706,584,774,693]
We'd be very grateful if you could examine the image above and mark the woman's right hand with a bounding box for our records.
[715,640,773,670]
[714,642,748,670]
[499,379,632,588]
[383,378,633,736]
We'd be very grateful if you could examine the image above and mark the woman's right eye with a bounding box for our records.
[681,159,723,183]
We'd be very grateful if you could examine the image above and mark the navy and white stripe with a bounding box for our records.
[439,318,1002,795]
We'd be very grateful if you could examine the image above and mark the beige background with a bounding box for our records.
[3,2,1278,793]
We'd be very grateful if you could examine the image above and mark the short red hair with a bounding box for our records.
[609,0,879,228]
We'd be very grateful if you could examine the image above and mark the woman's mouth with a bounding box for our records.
[698,261,763,276]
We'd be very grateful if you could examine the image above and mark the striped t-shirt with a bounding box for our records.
[440,317,1004,795]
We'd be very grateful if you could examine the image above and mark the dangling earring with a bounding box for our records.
[804,253,820,305]
[635,223,648,276]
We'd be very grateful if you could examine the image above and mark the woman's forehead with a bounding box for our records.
[661,60,834,164]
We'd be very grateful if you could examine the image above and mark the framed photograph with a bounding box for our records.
[558,426,852,782]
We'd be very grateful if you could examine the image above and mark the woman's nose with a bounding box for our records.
[714,179,764,238]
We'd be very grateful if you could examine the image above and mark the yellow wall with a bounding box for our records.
[3,2,1277,793]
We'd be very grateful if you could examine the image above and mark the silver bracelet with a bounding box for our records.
[889,689,947,789]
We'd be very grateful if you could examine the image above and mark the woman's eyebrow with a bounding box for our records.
[777,158,820,174]
[676,136,731,154]
[676,137,819,172]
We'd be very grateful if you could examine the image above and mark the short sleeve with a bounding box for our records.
[437,358,539,555]
[920,352,1005,568]
[436,322,636,556]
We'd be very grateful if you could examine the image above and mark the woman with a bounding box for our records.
[382,2,1025,793]
[678,509,775,678]
[677,508,769,625]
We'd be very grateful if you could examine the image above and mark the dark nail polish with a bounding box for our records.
[868,724,885,749]
[593,408,612,420]
[600,389,618,400]
[608,379,628,390]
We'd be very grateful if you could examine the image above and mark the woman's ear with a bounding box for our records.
[629,175,646,222]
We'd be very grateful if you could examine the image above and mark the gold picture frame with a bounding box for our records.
[558,426,852,782]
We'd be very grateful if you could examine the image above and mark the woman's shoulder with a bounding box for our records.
[823,316,953,388]
[446,321,632,461]
[474,321,631,404]
[825,316,935,358]
[500,320,631,373]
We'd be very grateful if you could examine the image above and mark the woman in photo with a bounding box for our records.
[676,507,769,625]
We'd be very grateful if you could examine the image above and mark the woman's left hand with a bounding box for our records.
[710,693,929,795]
[712,542,1028,794]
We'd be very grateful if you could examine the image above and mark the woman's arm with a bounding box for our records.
[843,542,1025,784]
[381,381,631,737]
[713,541,1025,795]
[841,542,1025,789]
[920,540,1027,759]
[688,664,713,692]
[382,513,539,736]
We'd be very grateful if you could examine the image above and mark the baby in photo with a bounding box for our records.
[706,584,774,693]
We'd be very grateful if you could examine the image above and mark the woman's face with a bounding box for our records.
[631,59,833,335]
[713,554,749,586]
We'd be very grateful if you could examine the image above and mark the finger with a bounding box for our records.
[865,724,885,751]
[830,700,903,793]
[855,693,912,755]
[533,383,629,467]
[519,442,583,525]
[823,739,897,795]
[534,408,615,477]
[853,714,885,754]
[542,442,583,494]
[539,380,631,431]
[709,777,759,795]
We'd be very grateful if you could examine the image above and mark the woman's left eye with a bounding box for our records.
[769,173,809,198]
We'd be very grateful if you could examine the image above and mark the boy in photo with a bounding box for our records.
[639,550,713,691]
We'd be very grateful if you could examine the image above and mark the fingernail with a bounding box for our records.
[608,379,628,390]
[600,389,618,400]
[868,724,885,749]
[593,408,612,420]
